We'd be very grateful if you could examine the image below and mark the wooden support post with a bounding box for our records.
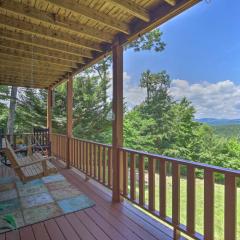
[66,76,73,169]
[112,40,123,202]
[47,88,52,134]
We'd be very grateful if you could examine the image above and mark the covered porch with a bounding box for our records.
[0,0,239,240]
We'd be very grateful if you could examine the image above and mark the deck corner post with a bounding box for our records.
[47,87,53,134]
[66,75,73,169]
[112,39,123,203]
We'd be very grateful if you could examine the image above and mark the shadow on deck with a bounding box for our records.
[0,160,176,240]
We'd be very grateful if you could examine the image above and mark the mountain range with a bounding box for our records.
[196,118,240,126]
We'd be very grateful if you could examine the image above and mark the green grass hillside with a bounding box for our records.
[135,174,240,239]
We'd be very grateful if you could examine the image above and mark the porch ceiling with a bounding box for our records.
[0,0,200,89]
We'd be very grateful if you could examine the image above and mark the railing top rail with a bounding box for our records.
[121,147,240,176]
[71,137,112,148]
[5,133,33,136]
[51,133,67,137]
[51,133,111,148]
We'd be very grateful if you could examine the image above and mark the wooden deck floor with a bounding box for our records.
[0,160,175,240]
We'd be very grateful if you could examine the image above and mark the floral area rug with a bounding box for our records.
[0,173,95,233]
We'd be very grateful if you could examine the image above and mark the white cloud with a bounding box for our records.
[123,72,146,109]
[108,70,240,119]
[170,79,240,119]
[107,71,147,109]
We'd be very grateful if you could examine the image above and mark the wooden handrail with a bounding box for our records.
[121,147,240,176]
[50,133,239,240]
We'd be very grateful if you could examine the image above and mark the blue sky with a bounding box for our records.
[123,0,240,119]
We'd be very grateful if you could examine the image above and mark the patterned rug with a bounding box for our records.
[0,173,95,233]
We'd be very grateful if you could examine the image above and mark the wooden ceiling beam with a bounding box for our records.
[0,58,73,75]
[0,47,79,68]
[0,72,61,80]
[164,0,176,6]
[104,0,150,22]
[46,0,130,34]
[0,76,52,83]
[0,65,66,75]
[0,29,93,58]
[0,38,85,63]
[0,57,72,72]
[0,0,113,43]
[0,15,103,51]
[0,75,57,84]
[0,79,48,89]
[0,75,58,87]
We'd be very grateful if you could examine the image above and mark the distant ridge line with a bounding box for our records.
[196,118,240,126]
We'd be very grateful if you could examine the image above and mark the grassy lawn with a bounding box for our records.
[133,174,240,240]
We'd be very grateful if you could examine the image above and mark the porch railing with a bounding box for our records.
[51,133,239,240]
[51,134,112,189]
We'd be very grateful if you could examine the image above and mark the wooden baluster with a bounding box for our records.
[63,136,66,161]
[78,141,81,170]
[59,136,61,159]
[108,147,112,188]
[57,136,60,157]
[55,136,57,157]
[75,139,78,167]
[81,141,84,171]
[63,136,65,161]
[97,145,100,180]
[61,137,63,160]
[63,137,66,161]
[89,143,92,177]
[51,136,56,155]
[70,138,73,165]
[65,139,68,164]
[204,169,214,240]
[160,159,166,218]
[72,138,75,166]
[61,136,63,159]
[56,136,58,157]
[55,136,58,157]
[94,144,97,178]
[130,153,136,201]
[75,139,78,169]
[103,147,106,185]
[187,165,195,235]
[74,139,77,168]
[70,138,72,166]
[62,137,66,161]
[58,136,61,158]
[59,136,61,158]
[78,140,81,170]
[64,137,66,161]
[123,151,128,197]
[224,173,236,240]
[60,136,62,159]
[58,136,60,158]
[98,145,103,182]
[172,162,180,239]
[82,141,84,171]
[84,141,86,172]
[75,139,79,168]
[86,142,89,175]
[139,155,145,206]
[148,157,155,211]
